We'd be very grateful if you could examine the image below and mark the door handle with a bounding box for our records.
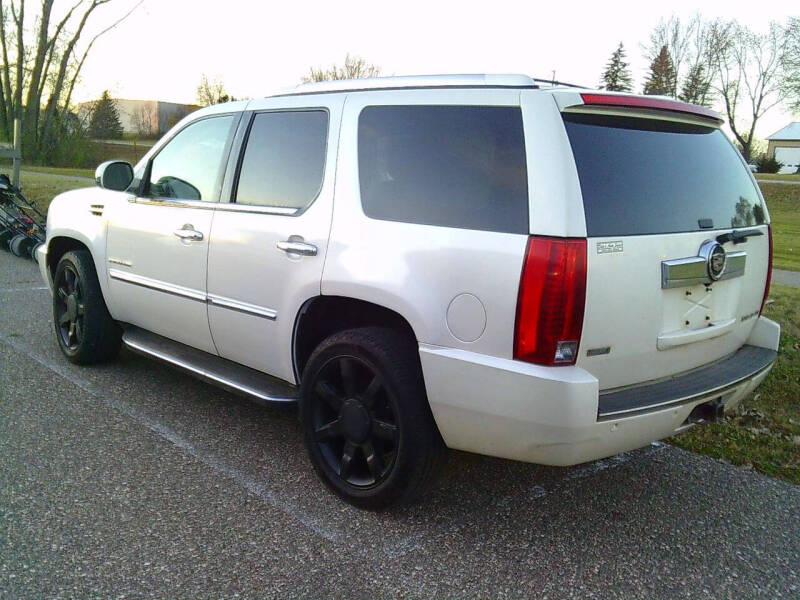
[277,240,317,256]
[173,225,203,241]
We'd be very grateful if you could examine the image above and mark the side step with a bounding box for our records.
[122,326,299,404]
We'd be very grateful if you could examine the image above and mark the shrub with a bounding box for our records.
[755,154,783,173]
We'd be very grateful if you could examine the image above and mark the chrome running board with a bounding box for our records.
[122,326,298,404]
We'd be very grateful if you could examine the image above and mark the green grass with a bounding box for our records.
[16,171,94,213]
[759,182,800,272]
[755,173,800,181]
[21,165,94,178]
[671,283,800,484]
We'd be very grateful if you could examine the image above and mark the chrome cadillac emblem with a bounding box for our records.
[699,240,727,281]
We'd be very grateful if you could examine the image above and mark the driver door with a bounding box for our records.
[105,113,238,353]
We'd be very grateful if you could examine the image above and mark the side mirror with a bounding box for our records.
[95,160,133,192]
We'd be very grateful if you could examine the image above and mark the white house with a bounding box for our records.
[766,122,800,174]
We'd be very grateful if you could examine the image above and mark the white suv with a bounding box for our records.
[38,75,780,508]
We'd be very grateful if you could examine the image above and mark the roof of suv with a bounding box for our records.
[270,74,585,97]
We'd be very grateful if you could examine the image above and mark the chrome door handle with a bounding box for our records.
[276,240,317,256]
[173,225,203,241]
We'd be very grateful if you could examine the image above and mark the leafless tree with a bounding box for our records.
[780,17,800,115]
[133,102,155,136]
[644,15,697,95]
[196,74,233,106]
[0,0,141,155]
[644,13,719,103]
[709,21,787,160]
[302,54,381,83]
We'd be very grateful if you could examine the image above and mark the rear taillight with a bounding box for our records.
[514,236,587,366]
[760,225,773,315]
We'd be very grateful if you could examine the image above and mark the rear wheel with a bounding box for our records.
[53,250,122,364]
[299,327,444,509]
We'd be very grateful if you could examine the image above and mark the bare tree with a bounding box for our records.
[302,54,381,83]
[133,102,156,136]
[0,0,141,157]
[196,74,234,106]
[780,17,800,115]
[709,21,787,160]
[645,14,716,104]
[645,15,697,94]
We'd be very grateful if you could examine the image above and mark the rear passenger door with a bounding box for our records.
[206,96,343,383]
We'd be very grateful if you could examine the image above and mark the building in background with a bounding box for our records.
[766,123,800,174]
[78,98,200,136]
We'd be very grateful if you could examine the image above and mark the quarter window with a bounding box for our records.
[235,110,328,210]
[358,105,529,234]
[147,115,235,202]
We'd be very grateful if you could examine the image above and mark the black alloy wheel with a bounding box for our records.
[300,327,444,509]
[54,262,85,352]
[310,354,399,487]
[52,250,122,364]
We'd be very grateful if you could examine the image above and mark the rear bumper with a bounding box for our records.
[419,317,780,466]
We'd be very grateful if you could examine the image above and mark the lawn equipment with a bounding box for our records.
[0,173,46,261]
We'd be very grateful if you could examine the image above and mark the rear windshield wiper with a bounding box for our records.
[716,228,764,245]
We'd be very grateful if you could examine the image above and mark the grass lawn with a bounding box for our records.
[759,182,800,272]
[755,173,800,182]
[14,170,94,213]
[671,284,800,484]
[22,165,94,178]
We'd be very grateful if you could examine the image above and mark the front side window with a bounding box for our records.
[358,105,529,234]
[147,115,235,202]
[235,110,328,210]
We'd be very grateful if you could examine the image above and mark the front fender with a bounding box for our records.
[45,187,117,301]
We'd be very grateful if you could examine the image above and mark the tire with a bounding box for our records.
[9,233,30,257]
[299,326,444,509]
[52,249,122,364]
[0,228,12,250]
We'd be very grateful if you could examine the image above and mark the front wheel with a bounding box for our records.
[299,327,444,509]
[53,249,122,364]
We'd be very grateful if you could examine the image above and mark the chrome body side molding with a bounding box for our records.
[109,269,277,320]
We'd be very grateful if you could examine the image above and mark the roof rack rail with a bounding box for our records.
[530,77,587,89]
[271,74,539,97]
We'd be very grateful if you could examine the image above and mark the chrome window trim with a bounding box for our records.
[126,196,298,216]
[229,107,330,216]
[109,269,278,320]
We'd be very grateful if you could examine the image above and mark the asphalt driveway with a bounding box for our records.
[1,250,798,598]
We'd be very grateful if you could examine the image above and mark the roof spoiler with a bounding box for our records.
[578,93,723,124]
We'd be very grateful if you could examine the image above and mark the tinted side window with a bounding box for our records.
[358,106,528,234]
[148,115,234,202]
[235,110,328,210]
[563,113,766,236]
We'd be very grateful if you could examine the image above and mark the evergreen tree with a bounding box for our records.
[600,42,633,92]
[679,63,713,107]
[643,45,677,97]
[89,90,123,139]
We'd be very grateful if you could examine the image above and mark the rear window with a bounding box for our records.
[358,105,528,234]
[563,113,766,237]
